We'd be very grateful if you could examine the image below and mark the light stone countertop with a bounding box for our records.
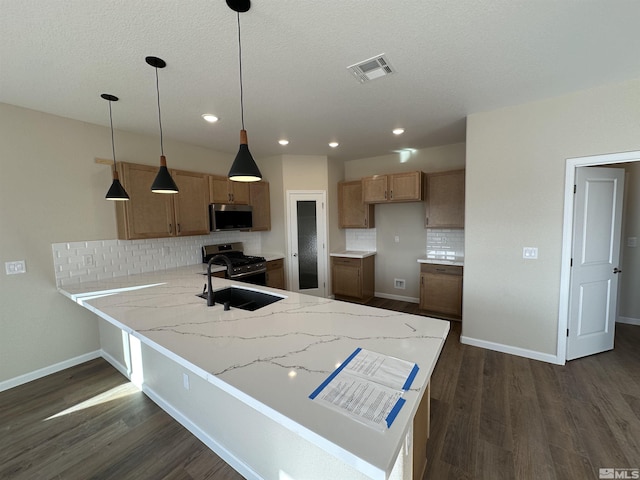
[59,264,448,479]
[330,250,377,259]
[417,258,464,267]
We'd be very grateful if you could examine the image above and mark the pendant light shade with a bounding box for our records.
[146,56,179,194]
[227,0,262,182]
[101,93,130,201]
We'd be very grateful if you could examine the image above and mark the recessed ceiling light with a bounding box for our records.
[329,142,339,148]
[201,114,219,123]
[393,128,405,135]
[278,139,289,145]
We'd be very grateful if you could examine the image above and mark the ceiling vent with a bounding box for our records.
[347,54,395,83]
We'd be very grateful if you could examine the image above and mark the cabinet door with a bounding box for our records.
[249,181,271,231]
[425,170,465,228]
[209,175,232,204]
[332,258,362,298]
[266,259,285,289]
[172,170,210,236]
[116,162,174,239]
[419,269,463,317]
[230,182,250,204]
[209,175,250,204]
[338,180,374,228]
[362,175,388,203]
[389,171,424,202]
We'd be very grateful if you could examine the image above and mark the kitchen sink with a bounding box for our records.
[196,286,284,311]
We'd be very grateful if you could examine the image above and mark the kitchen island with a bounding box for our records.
[59,264,449,480]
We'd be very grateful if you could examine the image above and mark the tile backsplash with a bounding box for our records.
[346,229,377,251]
[52,232,261,287]
[426,229,464,259]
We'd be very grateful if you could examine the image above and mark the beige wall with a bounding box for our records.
[344,144,466,299]
[0,102,234,384]
[464,77,640,358]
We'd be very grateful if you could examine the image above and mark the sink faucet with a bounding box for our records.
[206,255,230,307]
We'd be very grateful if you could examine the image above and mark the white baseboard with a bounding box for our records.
[374,292,419,303]
[617,316,640,326]
[142,384,262,480]
[460,335,563,365]
[0,350,102,393]
[100,349,131,380]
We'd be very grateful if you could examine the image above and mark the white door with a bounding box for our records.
[567,166,625,360]
[286,191,327,297]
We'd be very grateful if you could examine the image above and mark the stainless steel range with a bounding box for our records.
[202,242,267,285]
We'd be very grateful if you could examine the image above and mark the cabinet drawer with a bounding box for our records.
[331,257,361,267]
[266,258,284,270]
[420,264,463,276]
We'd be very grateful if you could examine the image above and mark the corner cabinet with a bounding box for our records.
[249,181,271,231]
[209,175,250,204]
[425,169,465,228]
[265,258,285,289]
[362,171,425,203]
[331,255,375,303]
[419,263,463,320]
[338,180,374,229]
[115,162,209,240]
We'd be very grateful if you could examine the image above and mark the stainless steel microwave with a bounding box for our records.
[209,204,253,231]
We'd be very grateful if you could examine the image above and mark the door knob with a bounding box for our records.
[293,253,298,257]
[613,267,622,274]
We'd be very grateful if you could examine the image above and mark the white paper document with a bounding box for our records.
[309,348,419,431]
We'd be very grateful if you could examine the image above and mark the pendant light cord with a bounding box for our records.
[107,100,116,167]
[154,66,165,156]
[237,11,245,131]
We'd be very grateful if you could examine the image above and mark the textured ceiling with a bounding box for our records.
[3,0,640,162]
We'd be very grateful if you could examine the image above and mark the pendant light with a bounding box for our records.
[146,56,179,194]
[227,0,262,182]
[102,93,130,201]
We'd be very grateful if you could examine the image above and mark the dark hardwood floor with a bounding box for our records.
[1,298,639,479]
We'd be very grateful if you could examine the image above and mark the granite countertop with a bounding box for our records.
[417,258,464,267]
[330,250,377,259]
[58,264,448,479]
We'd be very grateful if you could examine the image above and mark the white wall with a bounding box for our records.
[620,162,640,322]
[344,144,466,300]
[0,102,239,385]
[464,77,640,360]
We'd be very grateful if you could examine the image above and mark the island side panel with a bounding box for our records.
[139,341,402,480]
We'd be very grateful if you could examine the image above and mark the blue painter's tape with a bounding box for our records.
[386,397,406,428]
[309,347,362,400]
[402,364,419,390]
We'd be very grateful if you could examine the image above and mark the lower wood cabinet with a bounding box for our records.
[331,255,375,303]
[419,263,463,320]
[265,258,285,289]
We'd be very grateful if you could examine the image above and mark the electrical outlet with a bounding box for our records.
[394,278,406,289]
[394,235,400,243]
[83,254,95,266]
[5,260,26,275]
[523,247,538,259]
[628,237,638,248]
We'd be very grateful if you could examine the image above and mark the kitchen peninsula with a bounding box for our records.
[59,265,449,480]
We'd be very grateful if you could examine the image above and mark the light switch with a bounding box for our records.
[5,260,26,275]
[523,247,538,259]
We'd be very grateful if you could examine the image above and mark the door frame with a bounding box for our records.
[285,190,328,297]
[558,150,639,364]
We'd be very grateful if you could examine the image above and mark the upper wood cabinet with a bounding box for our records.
[209,175,250,204]
[115,162,209,240]
[249,181,271,231]
[362,171,425,203]
[172,169,210,236]
[338,180,374,229]
[425,169,465,228]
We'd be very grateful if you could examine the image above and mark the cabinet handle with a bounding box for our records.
[169,223,173,234]
[390,190,393,199]
[384,190,387,199]
[436,268,446,272]
[177,223,181,233]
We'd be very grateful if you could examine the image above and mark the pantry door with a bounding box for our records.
[286,191,327,298]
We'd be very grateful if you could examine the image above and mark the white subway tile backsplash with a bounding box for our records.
[52,231,262,286]
[426,228,464,259]
[345,229,377,251]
